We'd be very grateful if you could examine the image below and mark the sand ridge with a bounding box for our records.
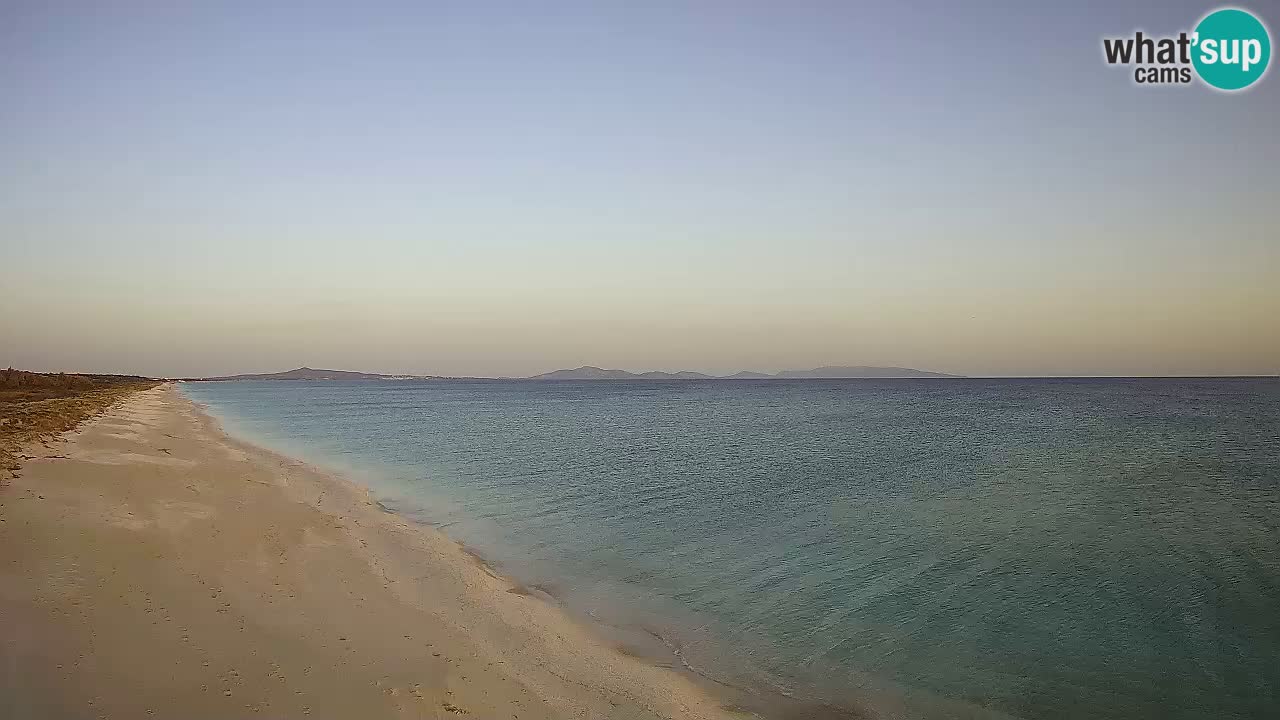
[1,384,747,720]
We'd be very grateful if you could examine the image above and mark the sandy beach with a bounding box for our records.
[1,384,743,720]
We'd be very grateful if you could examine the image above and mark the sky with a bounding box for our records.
[2,1,1277,378]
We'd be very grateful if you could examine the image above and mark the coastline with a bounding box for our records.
[0,384,752,719]
[180,384,893,720]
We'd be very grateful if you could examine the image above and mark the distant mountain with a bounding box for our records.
[528,365,960,380]
[199,367,429,381]
[527,366,640,380]
[197,364,959,382]
[638,370,714,380]
[529,366,714,381]
[774,365,959,379]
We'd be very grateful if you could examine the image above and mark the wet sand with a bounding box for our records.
[0,384,745,719]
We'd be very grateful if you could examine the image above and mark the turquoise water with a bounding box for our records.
[180,379,1280,719]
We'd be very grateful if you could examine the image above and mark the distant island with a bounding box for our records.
[189,365,961,382]
[193,367,437,382]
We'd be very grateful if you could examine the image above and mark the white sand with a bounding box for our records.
[1,385,747,719]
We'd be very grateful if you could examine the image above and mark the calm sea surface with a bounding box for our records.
[180,379,1280,719]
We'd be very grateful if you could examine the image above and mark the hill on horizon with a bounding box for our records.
[196,367,429,382]
[190,365,962,382]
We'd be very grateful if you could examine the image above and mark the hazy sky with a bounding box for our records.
[3,1,1277,377]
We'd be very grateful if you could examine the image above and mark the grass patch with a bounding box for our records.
[1,368,159,477]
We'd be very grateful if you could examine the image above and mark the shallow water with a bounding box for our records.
[181,378,1280,719]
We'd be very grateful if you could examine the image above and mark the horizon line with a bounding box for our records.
[10,365,1278,381]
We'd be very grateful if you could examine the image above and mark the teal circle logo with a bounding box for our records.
[1192,8,1271,91]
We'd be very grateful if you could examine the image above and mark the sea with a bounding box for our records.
[179,378,1280,720]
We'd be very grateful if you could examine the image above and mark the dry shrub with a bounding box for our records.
[0,369,159,477]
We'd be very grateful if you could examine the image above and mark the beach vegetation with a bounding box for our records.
[0,368,157,477]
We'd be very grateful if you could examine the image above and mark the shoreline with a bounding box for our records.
[1,384,762,719]
[180,385,880,720]
[179,391,742,701]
